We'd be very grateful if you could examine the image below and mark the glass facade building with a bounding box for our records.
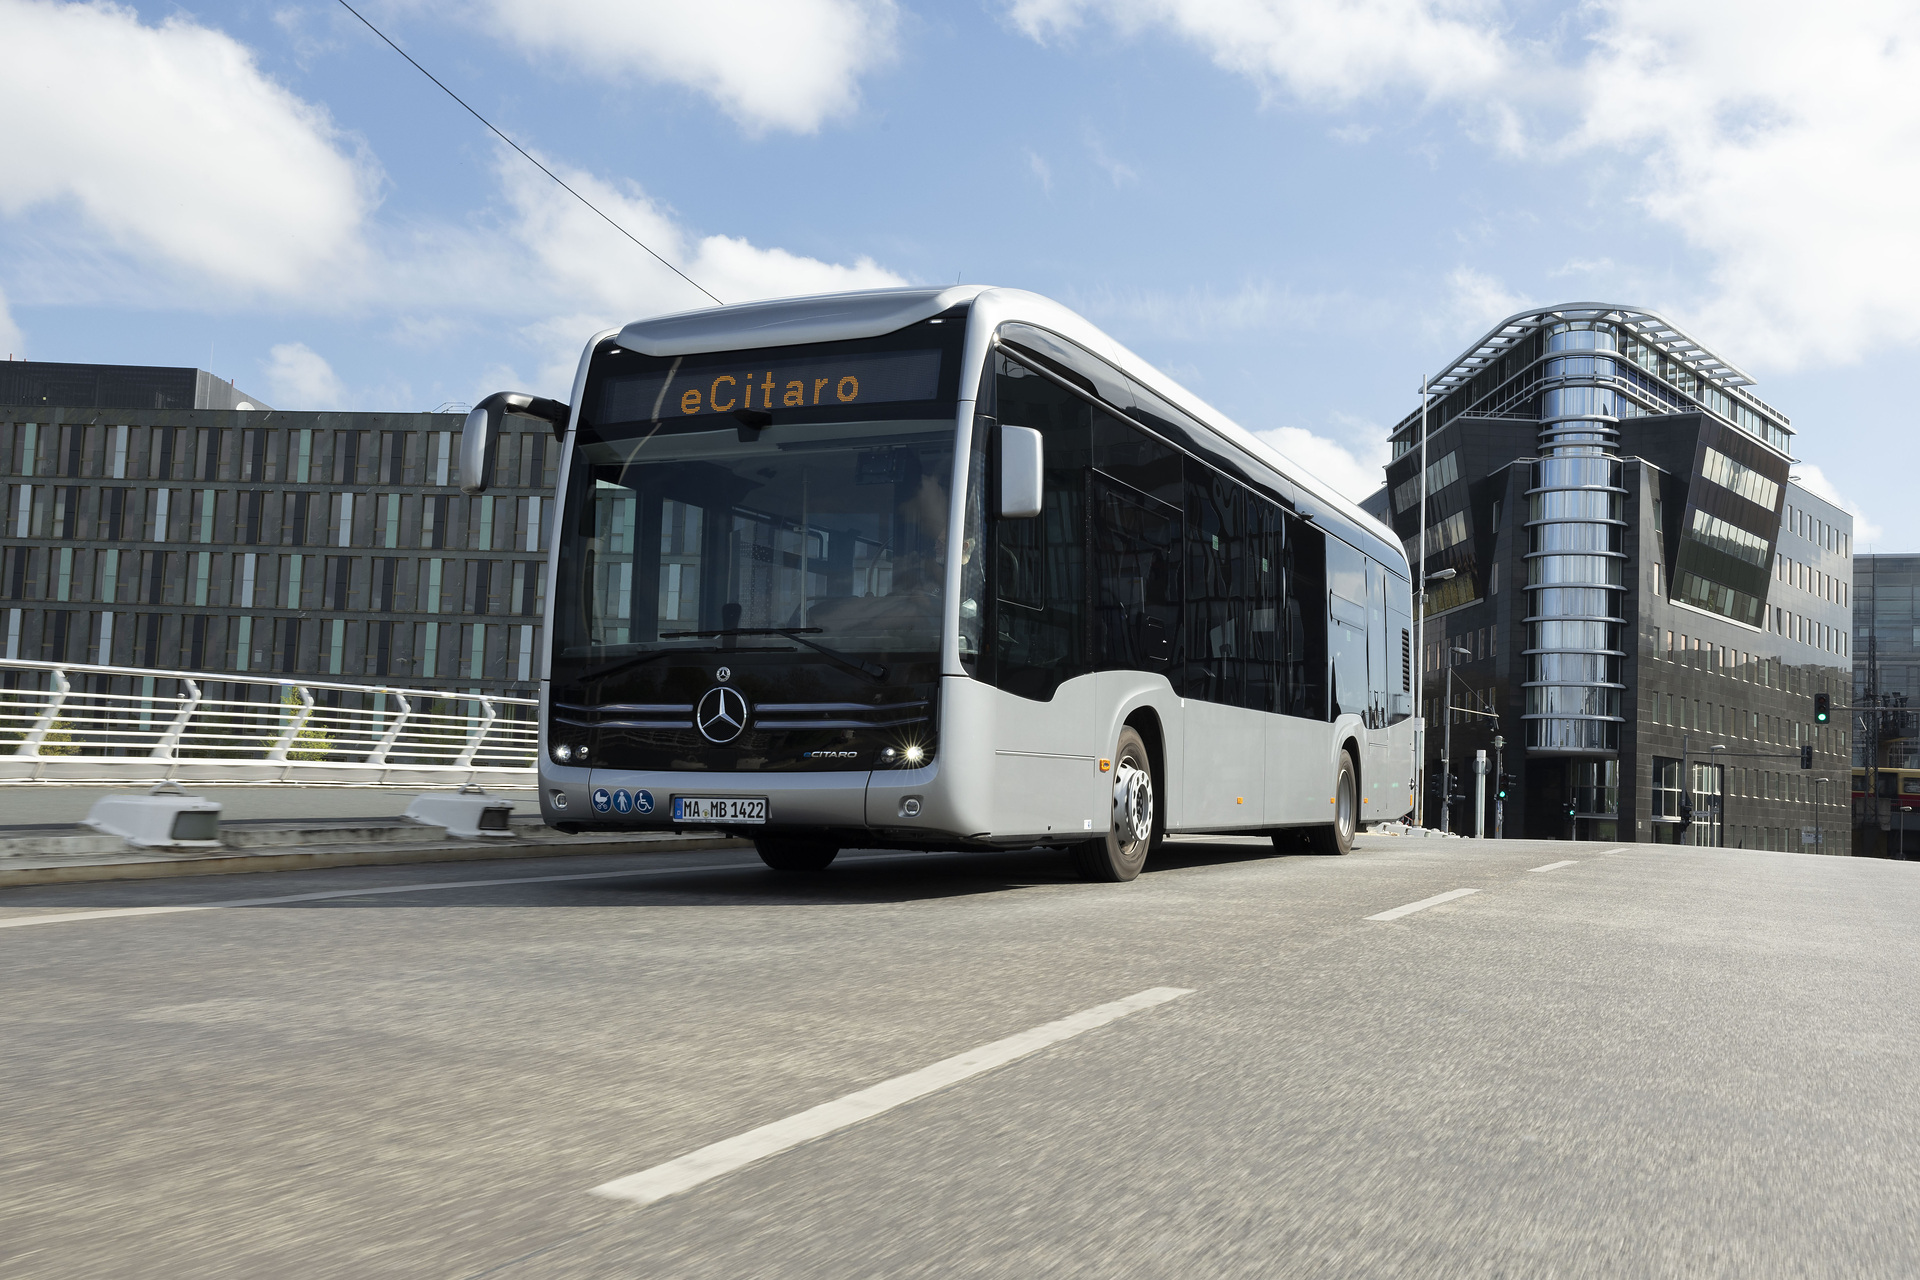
[2,373,555,705]
[1852,553,1920,856]
[1384,305,1853,850]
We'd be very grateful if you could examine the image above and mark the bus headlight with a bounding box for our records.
[880,738,934,768]
[553,743,572,762]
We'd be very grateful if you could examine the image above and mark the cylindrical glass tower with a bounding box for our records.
[1523,321,1626,752]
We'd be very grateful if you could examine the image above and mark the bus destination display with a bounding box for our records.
[601,348,942,424]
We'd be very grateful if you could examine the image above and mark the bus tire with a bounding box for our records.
[1074,726,1158,882]
[1306,750,1358,856]
[754,838,839,873]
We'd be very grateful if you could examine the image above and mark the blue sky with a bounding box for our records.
[4,0,1917,547]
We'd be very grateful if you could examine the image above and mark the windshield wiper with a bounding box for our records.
[661,627,889,681]
[573,644,791,684]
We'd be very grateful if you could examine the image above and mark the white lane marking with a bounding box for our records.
[1603,846,1629,855]
[0,861,756,931]
[1366,887,1479,921]
[1529,860,1577,873]
[589,986,1196,1208]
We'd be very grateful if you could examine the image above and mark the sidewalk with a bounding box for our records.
[0,783,746,888]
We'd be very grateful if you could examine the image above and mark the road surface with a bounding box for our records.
[2,832,1915,1277]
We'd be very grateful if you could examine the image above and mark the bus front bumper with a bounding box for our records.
[538,758,986,846]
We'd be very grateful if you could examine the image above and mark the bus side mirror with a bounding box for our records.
[461,391,572,495]
[999,424,1043,518]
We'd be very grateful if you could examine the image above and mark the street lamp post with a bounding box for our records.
[1679,732,1695,843]
[1814,776,1830,853]
[1413,376,1430,827]
[1493,733,1506,839]
[1440,641,1473,834]
[1710,743,1728,848]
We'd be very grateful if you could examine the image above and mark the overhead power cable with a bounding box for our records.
[334,0,724,307]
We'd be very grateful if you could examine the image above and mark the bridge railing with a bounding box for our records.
[0,658,537,787]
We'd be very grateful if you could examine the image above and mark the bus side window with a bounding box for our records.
[1365,556,1390,728]
[1246,495,1282,714]
[989,355,1089,700]
[1091,477,1180,671]
[1327,537,1368,722]
[1282,512,1327,719]
[1182,458,1249,707]
[1091,412,1182,675]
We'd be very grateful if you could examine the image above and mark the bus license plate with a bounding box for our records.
[672,796,768,824]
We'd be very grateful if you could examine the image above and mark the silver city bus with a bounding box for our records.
[463,287,1416,880]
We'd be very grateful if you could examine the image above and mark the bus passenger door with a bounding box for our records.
[1177,461,1266,830]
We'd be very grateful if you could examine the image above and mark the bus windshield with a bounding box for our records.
[555,417,959,667]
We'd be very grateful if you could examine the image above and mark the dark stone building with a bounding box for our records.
[1384,305,1852,851]
[0,359,270,413]
[2,363,555,700]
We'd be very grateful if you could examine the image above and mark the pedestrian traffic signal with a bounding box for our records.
[1800,743,1813,769]
[1814,692,1830,724]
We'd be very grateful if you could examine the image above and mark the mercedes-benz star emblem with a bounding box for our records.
[695,685,750,744]
[715,666,731,683]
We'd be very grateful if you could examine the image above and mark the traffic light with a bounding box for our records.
[1497,773,1515,800]
[1814,692,1830,724]
[1677,798,1694,834]
[1800,743,1813,770]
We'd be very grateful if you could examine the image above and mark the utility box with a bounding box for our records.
[84,783,223,849]
[405,787,515,840]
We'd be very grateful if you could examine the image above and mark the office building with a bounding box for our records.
[1852,553,1920,856]
[1382,305,1852,850]
[2,364,554,703]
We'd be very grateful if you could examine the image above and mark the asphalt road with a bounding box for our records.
[2,832,1916,1278]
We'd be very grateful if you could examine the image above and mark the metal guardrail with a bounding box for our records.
[0,658,536,787]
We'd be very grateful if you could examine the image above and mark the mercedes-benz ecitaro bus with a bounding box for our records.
[462,286,1416,880]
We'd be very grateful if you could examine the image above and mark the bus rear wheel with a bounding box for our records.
[1074,726,1158,882]
[1305,750,1357,855]
[754,838,839,873]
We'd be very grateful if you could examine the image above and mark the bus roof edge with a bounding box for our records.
[617,286,988,358]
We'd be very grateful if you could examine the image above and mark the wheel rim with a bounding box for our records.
[1112,753,1154,858]
[1336,766,1356,843]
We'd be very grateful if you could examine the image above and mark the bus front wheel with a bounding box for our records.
[1074,726,1159,882]
[754,838,839,873]
[1305,751,1357,855]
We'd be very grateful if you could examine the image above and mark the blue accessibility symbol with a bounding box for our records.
[612,789,633,814]
[634,789,654,815]
[591,788,612,813]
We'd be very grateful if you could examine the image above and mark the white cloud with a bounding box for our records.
[1792,463,1883,547]
[0,2,913,404]
[1086,131,1138,186]
[1068,280,1385,342]
[478,0,898,134]
[1244,420,1397,506]
[1006,0,1512,108]
[1437,266,1526,340]
[0,0,374,297]
[1008,0,1920,374]
[263,342,349,409]
[1027,148,1054,193]
[1253,424,1391,504]
[480,153,905,388]
[1570,0,1920,370]
[0,284,22,358]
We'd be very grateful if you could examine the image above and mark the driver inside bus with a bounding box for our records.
[800,449,970,647]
